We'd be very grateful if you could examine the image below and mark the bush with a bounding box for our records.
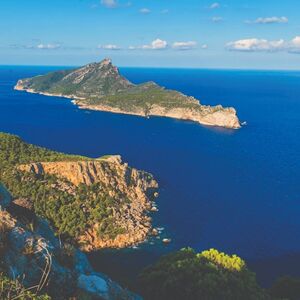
[0,273,51,300]
[138,248,267,300]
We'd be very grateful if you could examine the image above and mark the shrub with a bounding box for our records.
[138,248,267,300]
[0,273,51,300]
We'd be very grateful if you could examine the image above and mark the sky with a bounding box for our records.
[0,0,300,69]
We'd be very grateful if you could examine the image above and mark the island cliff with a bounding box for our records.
[15,58,241,129]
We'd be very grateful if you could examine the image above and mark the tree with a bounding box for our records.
[138,248,267,300]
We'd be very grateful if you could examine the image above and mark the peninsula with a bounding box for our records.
[15,58,241,129]
[0,132,158,251]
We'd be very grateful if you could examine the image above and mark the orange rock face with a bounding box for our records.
[18,156,158,250]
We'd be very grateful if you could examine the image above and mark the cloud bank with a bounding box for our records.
[141,39,168,50]
[226,36,300,53]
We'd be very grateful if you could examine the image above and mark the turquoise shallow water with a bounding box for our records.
[0,66,299,286]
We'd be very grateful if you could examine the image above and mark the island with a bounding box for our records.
[15,58,241,129]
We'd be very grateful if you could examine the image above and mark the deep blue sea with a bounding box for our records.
[0,66,299,287]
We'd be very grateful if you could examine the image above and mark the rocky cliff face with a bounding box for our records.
[0,190,142,299]
[74,101,241,129]
[18,156,158,250]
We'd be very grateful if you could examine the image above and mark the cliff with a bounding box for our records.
[18,157,158,250]
[0,186,142,299]
[15,58,241,129]
[0,132,159,253]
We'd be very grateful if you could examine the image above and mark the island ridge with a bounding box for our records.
[15,58,241,129]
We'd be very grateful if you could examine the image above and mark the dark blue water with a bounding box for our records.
[0,66,299,286]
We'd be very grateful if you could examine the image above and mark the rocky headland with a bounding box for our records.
[18,156,158,251]
[0,133,159,253]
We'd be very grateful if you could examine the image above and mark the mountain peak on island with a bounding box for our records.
[100,57,112,65]
[15,59,241,129]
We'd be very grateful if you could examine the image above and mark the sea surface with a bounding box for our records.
[0,66,299,287]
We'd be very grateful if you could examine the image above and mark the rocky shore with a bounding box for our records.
[18,156,159,251]
[15,81,240,129]
[72,99,241,129]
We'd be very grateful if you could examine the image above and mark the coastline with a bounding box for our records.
[17,157,160,251]
[14,82,241,129]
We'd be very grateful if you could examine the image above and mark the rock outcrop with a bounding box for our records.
[0,205,141,299]
[18,156,158,250]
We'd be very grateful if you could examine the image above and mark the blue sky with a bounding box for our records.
[0,0,300,69]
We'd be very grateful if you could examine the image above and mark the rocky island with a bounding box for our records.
[15,58,241,129]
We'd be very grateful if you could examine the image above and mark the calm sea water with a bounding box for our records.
[0,66,299,286]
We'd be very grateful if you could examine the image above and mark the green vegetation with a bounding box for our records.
[87,82,205,113]
[0,273,51,300]
[20,59,133,98]
[22,70,70,93]
[0,132,125,243]
[18,59,229,117]
[138,248,267,300]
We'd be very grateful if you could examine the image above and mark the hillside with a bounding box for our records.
[15,58,241,129]
[0,185,141,300]
[0,132,158,250]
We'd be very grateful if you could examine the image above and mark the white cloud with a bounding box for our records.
[10,42,62,50]
[246,16,288,24]
[172,41,197,50]
[210,2,220,9]
[226,36,300,54]
[101,0,118,8]
[289,36,300,53]
[139,8,151,14]
[201,44,208,49]
[142,39,168,50]
[226,38,286,52]
[212,16,223,23]
[36,43,61,49]
[292,36,300,47]
[98,44,121,50]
